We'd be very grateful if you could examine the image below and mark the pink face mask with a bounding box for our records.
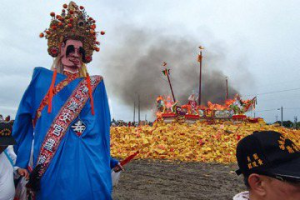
[60,39,84,73]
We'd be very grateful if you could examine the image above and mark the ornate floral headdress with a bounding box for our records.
[40,1,104,63]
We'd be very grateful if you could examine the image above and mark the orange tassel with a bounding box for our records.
[48,69,57,113]
[86,73,95,115]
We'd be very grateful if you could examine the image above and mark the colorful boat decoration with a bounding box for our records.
[156,94,257,124]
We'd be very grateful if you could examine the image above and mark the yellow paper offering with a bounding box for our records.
[110,121,300,164]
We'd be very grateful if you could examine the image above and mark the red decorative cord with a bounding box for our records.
[86,73,95,115]
[48,69,57,113]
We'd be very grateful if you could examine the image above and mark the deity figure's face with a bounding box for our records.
[60,39,84,73]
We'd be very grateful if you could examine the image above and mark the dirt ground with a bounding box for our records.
[112,160,246,200]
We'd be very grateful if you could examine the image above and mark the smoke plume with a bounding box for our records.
[102,27,248,111]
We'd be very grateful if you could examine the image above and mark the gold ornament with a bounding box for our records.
[41,1,103,63]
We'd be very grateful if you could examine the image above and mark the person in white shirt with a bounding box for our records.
[0,121,28,200]
[0,145,16,200]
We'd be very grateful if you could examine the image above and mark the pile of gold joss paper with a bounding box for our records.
[110,120,300,164]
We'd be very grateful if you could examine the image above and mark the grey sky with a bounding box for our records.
[0,0,299,123]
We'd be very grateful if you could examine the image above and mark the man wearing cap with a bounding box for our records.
[13,2,113,200]
[234,131,300,200]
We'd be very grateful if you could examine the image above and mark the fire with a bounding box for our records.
[207,101,229,110]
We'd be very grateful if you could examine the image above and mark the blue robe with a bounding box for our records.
[110,158,119,169]
[13,67,112,200]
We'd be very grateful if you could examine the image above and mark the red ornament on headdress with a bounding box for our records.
[40,1,104,64]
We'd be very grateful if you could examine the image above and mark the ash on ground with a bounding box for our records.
[113,160,246,200]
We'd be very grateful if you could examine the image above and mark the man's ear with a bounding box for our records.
[248,173,267,197]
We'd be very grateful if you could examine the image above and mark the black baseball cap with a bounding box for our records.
[0,121,16,146]
[236,131,300,183]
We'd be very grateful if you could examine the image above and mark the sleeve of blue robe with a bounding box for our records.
[110,157,119,169]
[13,68,41,169]
[94,79,111,160]
[90,78,113,198]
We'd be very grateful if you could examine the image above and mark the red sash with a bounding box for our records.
[36,75,102,177]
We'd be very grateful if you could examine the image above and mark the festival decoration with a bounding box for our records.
[40,1,104,63]
[162,62,176,102]
[110,121,300,164]
[155,92,257,123]
[229,95,256,115]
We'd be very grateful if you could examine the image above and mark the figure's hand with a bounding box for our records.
[17,168,29,180]
[113,163,124,173]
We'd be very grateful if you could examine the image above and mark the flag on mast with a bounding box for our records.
[197,46,204,62]
[197,54,202,62]
[162,69,170,76]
